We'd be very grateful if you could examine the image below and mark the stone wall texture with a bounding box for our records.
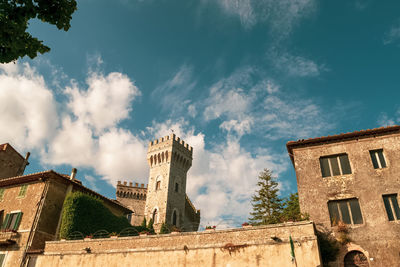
[291,130,400,266]
[0,144,26,179]
[28,222,321,267]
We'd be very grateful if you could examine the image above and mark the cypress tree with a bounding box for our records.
[249,168,283,225]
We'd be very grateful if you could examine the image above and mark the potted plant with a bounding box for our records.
[109,232,118,239]
[242,222,252,228]
[205,226,216,231]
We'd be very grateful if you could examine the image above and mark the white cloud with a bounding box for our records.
[201,66,330,140]
[383,23,400,45]
[0,63,58,151]
[271,51,324,77]
[65,72,140,134]
[211,0,316,38]
[151,64,197,115]
[377,109,400,126]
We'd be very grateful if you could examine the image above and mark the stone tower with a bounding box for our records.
[144,134,193,232]
[0,143,30,179]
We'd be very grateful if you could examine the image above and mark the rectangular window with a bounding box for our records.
[18,185,28,198]
[327,198,363,225]
[383,194,400,221]
[1,212,22,231]
[0,189,4,201]
[370,149,387,169]
[320,154,352,177]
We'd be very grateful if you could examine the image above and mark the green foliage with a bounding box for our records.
[141,217,147,228]
[280,193,309,222]
[0,0,77,63]
[159,223,170,234]
[59,191,133,239]
[147,218,155,234]
[249,169,283,225]
[316,229,340,266]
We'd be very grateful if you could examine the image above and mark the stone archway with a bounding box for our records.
[344,250,369,267]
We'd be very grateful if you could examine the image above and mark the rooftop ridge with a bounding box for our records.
[286,125,400,162]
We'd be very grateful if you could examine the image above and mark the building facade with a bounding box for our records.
[0,144,131,267]
[287,125,400,266]
[116,134,200,232]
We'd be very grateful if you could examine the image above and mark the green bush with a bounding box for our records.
[160,223,170,234]
[59,191,139,239]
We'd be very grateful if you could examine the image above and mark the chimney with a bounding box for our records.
[70,168,77,180]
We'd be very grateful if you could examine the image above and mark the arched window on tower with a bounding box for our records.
[172,210,177,226]
[155,176,162,190]
[152,208,158,223]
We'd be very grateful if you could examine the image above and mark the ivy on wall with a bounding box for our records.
[59,191,143,239]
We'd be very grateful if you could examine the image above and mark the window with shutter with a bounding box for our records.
[0,189,4,201]
[327,198,363,226]
[18,185,28,198]
[0,254,6,267]
[320,154,352,177]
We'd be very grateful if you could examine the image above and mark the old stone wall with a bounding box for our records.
[0,144,26,179]
[292,132,400,266]
[29,222,321,267]
[116,181,147,225]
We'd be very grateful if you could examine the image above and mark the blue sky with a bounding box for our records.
[1,0,400,228]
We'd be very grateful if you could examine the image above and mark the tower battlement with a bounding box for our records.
[148,134,193,155]
[116,180,147,200]
[147,134,193,168]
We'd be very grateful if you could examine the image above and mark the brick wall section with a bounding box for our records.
[32,222,321,267]
[288,128,400,266]
[0,143,26,179]
[0,180,45,267]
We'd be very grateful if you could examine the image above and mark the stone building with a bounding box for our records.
[287,125,400,266]
[0,144,131,267]
[116,134,200,232]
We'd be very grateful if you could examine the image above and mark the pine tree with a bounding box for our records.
[159,223,170,234]
[249,168,283,225]
[147,218,154,234]
[141,218,147,228]
[281,193,309,222]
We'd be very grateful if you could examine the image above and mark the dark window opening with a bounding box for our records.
[328,199,363,226]
[175,183,179,192]
[172,211,177,226]
[320,154,352,177]
[383,194,400,221]
[155,181,161,190]
[370,149,387,169]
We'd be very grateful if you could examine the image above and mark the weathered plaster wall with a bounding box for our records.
[30,222,321,267]
[0,144,25,179]
[292,132,400,266]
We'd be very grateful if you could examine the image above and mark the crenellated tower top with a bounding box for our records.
[147,134,193,170]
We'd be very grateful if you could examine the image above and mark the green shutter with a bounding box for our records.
[18,185,28,197]
[2,214,10,229]
[13,212,22,230]
[0,189,4,201]
[0,254,5,266]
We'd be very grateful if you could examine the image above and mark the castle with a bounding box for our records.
[116,134,200,232]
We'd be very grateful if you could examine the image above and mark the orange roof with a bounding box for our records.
[286,125,400,162]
